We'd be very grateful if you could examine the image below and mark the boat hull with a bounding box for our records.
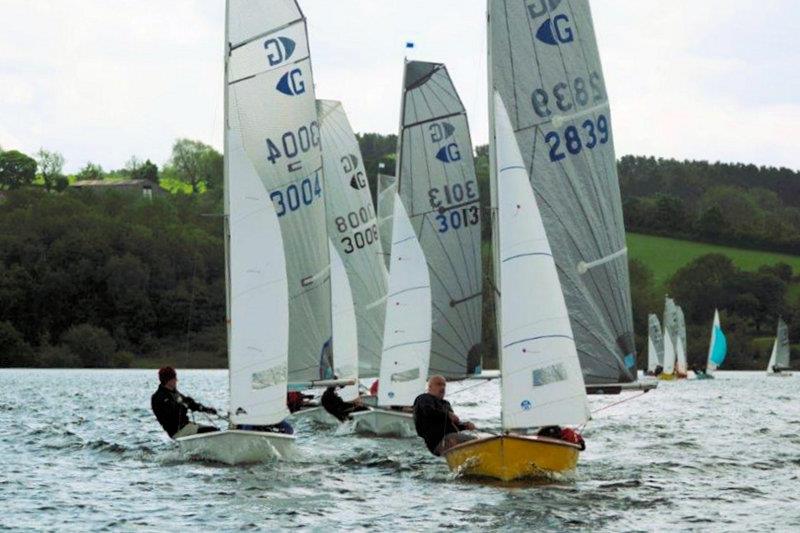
[177,430,295,465]
[694,373,714,380]
[658,373,675,381]
[442,434,581,481]
[289,406,340,426]
[349,408,415,437]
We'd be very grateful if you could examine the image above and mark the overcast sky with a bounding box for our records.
[1,0,798,173]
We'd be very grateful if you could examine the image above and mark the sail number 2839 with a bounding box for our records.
[545,114,609,163]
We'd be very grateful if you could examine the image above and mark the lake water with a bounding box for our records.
[1,369,798,531]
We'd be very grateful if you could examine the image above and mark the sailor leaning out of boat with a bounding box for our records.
[151,366,219,439]
[413,375,477,455]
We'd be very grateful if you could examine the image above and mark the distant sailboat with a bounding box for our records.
[646,314,664,376]
[674,306,688,378]
[350,194,431,436]
[698,309,726,379]
[766,318,792,377]
[659,297,681,380]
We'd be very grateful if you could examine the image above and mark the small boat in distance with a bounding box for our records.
[646,314,664,376]
[696,309,726,379]
[766,318,793,377]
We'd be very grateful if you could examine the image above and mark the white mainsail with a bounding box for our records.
[675,306,688,374]
[488,0,637,385]
[329,241,359,401]
[766,318,791,372]
[397,60,483,379]
[647,314,664,374]
[377,193,432,407]
[229,0,332,384]
[318,100,388,379]
[494,92,589,430]
[662,325,676,375]
[376,173,397,270]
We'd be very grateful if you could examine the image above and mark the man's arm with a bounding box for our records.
[414,395,449,419]
[182,395,215,413]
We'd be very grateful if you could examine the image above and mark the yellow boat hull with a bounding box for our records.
[442,434,581,482]
[658,373,675,381]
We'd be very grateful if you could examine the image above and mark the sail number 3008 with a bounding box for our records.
[545,114,609,163]
[335,205,379,254]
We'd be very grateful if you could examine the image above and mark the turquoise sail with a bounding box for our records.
[710,326,727,367]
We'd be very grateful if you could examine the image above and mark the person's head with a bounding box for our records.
[427,375,447,400]
[158,366,177,390]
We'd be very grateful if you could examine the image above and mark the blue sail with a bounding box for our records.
[710,326,727,366]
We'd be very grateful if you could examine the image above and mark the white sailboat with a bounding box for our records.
[350,194,432,436]
[292,100,389,425]
[766,318,792,376]
[674,306,688,378]
[646,314,664,375]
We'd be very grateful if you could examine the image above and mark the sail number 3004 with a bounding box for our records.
[545,115,609,162]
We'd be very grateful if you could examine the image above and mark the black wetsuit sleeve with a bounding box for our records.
[181,395,203,412]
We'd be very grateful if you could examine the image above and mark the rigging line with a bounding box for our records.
[580,391,649,431]
[447,377,496,397]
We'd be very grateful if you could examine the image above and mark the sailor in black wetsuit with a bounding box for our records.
[151,366,219,438]
[321,385,368,422]
[413,375,476,455]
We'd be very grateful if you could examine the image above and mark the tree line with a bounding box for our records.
[0,138,797,368]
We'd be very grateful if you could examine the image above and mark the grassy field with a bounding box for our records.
[626,232,800,288]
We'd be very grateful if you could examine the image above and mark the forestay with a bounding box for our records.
[329,241,359,401]
[318,100,388,379]
[494,92,589,430]
[228,0,332,383]
[224,9,290,423]
[397,60,483,379]
[376,174,397,270]
[647,314,664,374]
[377,194,432,407]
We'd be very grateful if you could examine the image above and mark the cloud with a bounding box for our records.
[0,0,797,172]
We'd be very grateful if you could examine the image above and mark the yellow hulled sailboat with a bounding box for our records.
[444,0,644,481]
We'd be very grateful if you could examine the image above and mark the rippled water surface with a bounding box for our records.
[2,369,799,531]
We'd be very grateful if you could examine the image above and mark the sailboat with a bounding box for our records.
[674,306,688,378]
[292,100,388,424]
[376,173,397,270]
[395,60,484,380]
[350,193,431,436]
[443,92,590,481]
[444,0,649,480]
[659,297,677,380]
[178,1,357,463]
[646,314,664,376]
[698,309,725,379]
[178,0,306,463]
[766,318,792,376]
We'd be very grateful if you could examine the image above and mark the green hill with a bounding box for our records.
[627,232,800,287]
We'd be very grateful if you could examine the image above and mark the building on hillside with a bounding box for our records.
[70,179,162,199]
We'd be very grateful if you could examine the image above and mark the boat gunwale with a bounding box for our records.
[175,429,297,443]
[441,432,583,457]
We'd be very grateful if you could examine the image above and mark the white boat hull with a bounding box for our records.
[289,406,340,426]
[350,408,416,437]
[177,430,295,465]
